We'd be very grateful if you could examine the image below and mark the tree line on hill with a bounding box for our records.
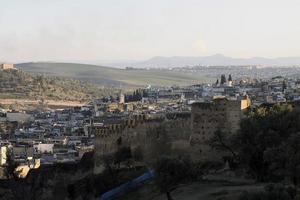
[124,89,149,102]
[0,69,119,102]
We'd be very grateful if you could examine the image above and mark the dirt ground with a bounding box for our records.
[121,172,266,200]
[156,182,265,200]
[121,181,266,200]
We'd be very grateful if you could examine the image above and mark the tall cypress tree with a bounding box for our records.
[220,74,226,85]
[228,74,232,82]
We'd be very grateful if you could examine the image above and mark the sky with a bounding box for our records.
[0,0,300,62]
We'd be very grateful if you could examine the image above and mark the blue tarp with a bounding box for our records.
[98,170,155,200]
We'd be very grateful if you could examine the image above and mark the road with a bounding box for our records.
[0,98,85,108]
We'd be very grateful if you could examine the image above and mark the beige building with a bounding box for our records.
[0,63,14,70]
[190,97,250,160]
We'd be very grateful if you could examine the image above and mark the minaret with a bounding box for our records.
[94,101,99,117]
[119,93,125,104]
[180,93,186,102]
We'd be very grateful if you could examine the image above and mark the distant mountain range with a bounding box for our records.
[123,54,300,68]
[17,54,300,69]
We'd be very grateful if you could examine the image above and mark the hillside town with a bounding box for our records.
[3,1,300,199]
[0,65,299,180]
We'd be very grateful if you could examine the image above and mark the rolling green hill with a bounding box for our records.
[16,62,211,87]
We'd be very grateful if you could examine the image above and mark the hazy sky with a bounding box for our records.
[1,0,300,62]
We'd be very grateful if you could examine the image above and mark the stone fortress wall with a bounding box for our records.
[94,97,250,170]
[190,97,250,161]
[93,112,192,170]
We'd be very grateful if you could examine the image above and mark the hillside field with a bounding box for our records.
[17,62,212,87]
